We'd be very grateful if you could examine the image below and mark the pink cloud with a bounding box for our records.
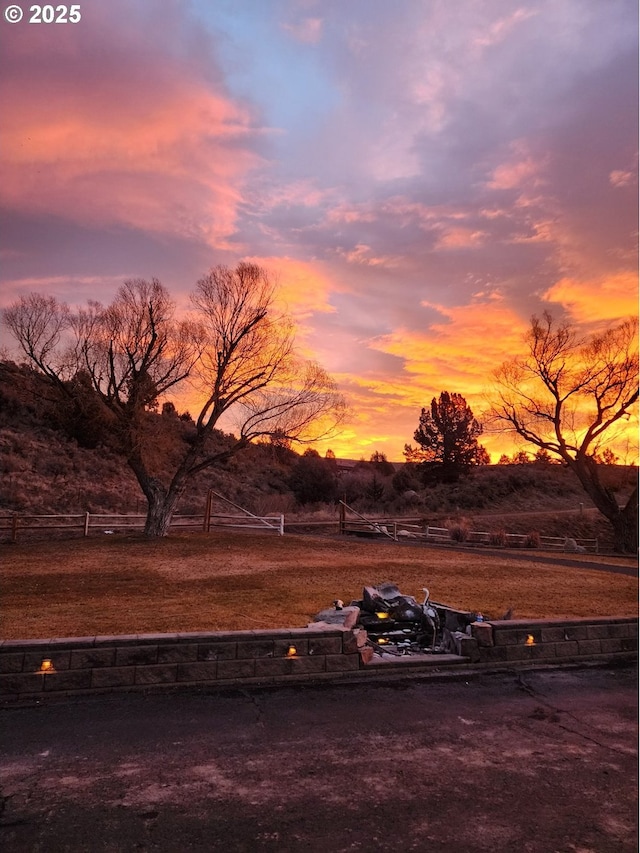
[0,6,264,248]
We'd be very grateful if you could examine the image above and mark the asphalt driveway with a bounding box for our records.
[1,665,637,852]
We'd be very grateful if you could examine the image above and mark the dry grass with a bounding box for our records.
[1,532,637,640]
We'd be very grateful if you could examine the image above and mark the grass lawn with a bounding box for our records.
[1,532,637,640]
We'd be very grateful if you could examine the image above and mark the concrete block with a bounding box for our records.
[451,632,480,662]
[236,640,274,659]
[599,638,623,654]
[95,635,140,646]
[343,629,367,654]
[48,637,97,649]
[134,664,178,685]
[586,625,610,640]
[196,642,236,661]
[70,648,116,669]
[289,655,325,675]
[577,640,603,656]
[0,672,45,695]
[115,646,158,666]
[176,661,219,682]
[540,627,566,643]
[43,670,93,692]
[359,647,375,665]
[312,605,359,628]
[552,641,580,657]
[325,654,361,673]
[0,653,25,673]
[506,643,554,661]
[493,630,521,646]
[608,624,633,638]
[470,622,493,647]
[254,658,293,677]
[478,646,508,663]
[308,637,343,656]
[562,625,589,641]
[91,667,135,688]
[157,644,198,663]
[216,659,256,679]
[621,637,638,652]
[2,639,53,652]
[274,638,308,658]
[24,650,71,672]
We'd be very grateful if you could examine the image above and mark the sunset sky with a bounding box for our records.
[1,0,637,461]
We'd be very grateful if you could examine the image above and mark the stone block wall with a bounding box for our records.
[1,617,636,703]
[0,626,366,703]
[472,617,638,665]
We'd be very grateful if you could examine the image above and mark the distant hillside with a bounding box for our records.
[0,360,635,548]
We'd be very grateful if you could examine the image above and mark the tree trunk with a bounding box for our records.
[126,449,183,538]
[144,492,180,537]
[611,485,639,554]
[571,456,638,554]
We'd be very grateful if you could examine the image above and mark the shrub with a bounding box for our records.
[448,522,470,543]
[489,529,508,547]
[524,530,541,548]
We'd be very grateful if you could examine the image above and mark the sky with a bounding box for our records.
[0,0,638,461]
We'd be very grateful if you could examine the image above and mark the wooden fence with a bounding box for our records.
[337,502,599,553]
[1,509,597,552]
[0,511,284,542]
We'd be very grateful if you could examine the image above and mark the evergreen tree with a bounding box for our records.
[404,391,487,483]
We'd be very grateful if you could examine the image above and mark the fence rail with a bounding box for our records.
[0,510,597,552]
[339,517,598,553]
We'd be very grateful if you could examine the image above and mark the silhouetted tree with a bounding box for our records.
[404,391,488,483]
[491,312,638,552]
[288,448,338,505]
[4,264,345,536]
[369,450,395,476]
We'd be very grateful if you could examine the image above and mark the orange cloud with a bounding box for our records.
[308,298,532,461]
[543,272,639,325]
[241,256,340,359]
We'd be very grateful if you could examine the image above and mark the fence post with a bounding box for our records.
[279,514,284,536]
[11,513,18,544]
[393,522,397,541]
[84,512,90,537]
[339,501,345,535]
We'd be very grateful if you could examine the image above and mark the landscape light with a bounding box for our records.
[39,659,55,673]
[286,645,297,657]
[525,635,535,646]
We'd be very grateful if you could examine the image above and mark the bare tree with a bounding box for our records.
[491,312,638,552]
[3,263,345,537]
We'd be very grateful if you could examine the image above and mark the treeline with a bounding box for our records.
[1,359,633,524]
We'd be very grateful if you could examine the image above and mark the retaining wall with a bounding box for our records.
[472,617,638,665]
[0,617,636,703]
[0,626,366,703]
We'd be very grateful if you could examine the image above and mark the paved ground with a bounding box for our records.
[1,665,637,852]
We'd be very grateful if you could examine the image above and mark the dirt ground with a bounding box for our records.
[1,665,637,852]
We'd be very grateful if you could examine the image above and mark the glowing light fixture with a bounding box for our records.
[375,612,390,620]
[39,659,55,673]
[286,645,297,657]
[525,635,535,646]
